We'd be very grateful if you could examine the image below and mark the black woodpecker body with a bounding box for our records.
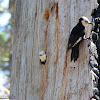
[68,16,92,62]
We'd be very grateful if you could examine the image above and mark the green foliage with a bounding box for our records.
[0,0,7,13]
[0,0,15,72]
[0,0,3,3]
[0,32,11,71]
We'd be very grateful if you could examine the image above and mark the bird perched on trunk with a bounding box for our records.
[68,16,92,62]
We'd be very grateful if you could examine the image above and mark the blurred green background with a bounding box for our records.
[0,0,15,98]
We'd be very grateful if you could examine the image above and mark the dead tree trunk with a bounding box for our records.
[10,0,97,100]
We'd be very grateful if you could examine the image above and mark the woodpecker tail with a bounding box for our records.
[71,43,80,62]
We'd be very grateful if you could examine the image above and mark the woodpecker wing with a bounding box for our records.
[71,42,80,62]
[68,24,85,50]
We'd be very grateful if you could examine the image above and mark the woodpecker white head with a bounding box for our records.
[39,50,47,64]
[79,16,92,27]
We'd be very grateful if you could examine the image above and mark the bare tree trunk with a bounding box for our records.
[10,0,97,100]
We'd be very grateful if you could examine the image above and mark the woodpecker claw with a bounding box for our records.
[83,35,91,40]
[86,37,91,40]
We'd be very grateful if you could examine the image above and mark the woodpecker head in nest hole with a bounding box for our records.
[39,50,47,65]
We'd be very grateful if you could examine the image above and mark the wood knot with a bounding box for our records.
[44,9,49,21]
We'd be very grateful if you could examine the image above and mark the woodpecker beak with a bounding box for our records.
[88,21,93,25]
[89,22,93,25]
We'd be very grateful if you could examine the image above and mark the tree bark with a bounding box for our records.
[11,0,97,100]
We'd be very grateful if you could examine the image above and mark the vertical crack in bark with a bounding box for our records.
[40,25,48,100]
[62,48,68,100]
[44,25,48,51]
[17,59,19,100]
[40,65,47,100]
[35,6,37,20]
[40,9,49,100]
[54,2,59,64]
[35,1,38,20]
[24,42,29,100]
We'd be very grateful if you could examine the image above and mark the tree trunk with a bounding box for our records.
[10,0,97,100]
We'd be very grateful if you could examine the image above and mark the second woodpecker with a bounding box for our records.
[68,16,92,62]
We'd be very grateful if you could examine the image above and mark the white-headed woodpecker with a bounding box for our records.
[68,16,92,62]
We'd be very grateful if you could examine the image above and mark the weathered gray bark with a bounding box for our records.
[11,0,97,100]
